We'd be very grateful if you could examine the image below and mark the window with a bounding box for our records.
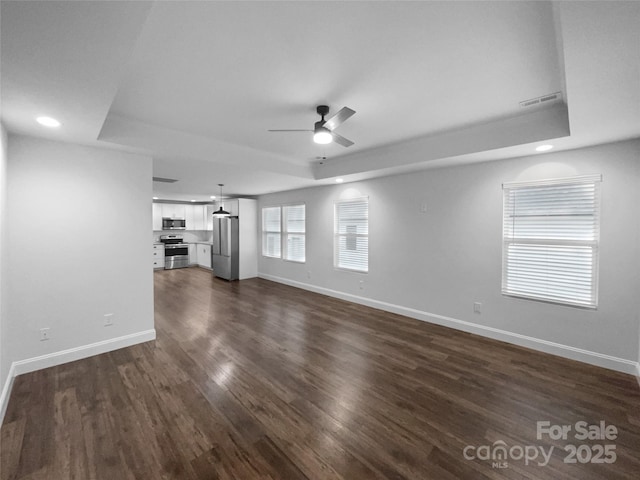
[283,204,306,262]
[262,204,306,262]
[262,207,281,258]
[335,198,368,272]
[502,175,601,308]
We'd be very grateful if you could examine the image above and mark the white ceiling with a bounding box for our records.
[2,1,638,201]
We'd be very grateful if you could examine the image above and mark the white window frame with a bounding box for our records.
[283,204,306,263]
[502,175,601,309]
[334,197,369,273]
[261,206,282,258]
[261,204,306,263]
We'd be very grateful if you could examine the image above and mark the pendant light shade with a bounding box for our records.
[212,184,230,217]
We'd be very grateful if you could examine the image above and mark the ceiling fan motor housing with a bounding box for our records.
[317,105,330,117]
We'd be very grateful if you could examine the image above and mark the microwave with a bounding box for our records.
[162,217,186,230]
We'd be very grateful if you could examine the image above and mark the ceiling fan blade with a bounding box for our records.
[323,106,355,131]
[331,132,354,147]
[268,129,312,132]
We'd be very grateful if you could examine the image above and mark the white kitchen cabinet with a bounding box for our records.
[152,203,163,231]
[153,243,164,269]
[206,205,215,231]
[162,203,185,219]
[196,243,212,269]
[195,205,206,230]
[185,205,194,230]
[188,243,197,265]
[213,199,239,216]
[186,205,206,230]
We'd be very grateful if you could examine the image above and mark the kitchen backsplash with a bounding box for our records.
[152,230,213,243]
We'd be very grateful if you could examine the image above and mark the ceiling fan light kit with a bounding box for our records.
[313,126,333,144]
[269,105,356,147]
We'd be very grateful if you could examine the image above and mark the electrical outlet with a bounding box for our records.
[473,302,482,314]
[307,270,311,279]
[40,328,50,341]
[420,202,428,213]
[359,280,365,290]
[104,313,114,327]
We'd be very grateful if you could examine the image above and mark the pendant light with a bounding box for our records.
[212,184,230,217]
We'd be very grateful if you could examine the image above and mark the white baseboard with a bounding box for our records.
[0,329,155,426]
[636,364,640,388]
[259,273,639,376]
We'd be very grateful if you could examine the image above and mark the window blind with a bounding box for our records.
[335,198,368,272]
[284,204,305,262]
[502,175,601,308]
[262,207,281,258]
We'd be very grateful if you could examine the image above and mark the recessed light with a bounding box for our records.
[153,197,159,200]
[210,195,216,199]
[190,199,196,202]
[535,144,553,152]
[336,178,344,183]
[36,116,61,128]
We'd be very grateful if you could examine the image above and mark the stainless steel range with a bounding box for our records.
[160,234,189,269]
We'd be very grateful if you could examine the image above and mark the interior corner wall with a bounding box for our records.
[5,135,155,376]
[0,124,9,394]
[258,139,640,373]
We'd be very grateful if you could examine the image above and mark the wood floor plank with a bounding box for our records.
[2,267,639,479]
[50,387,89,479]
[0,417,26,480]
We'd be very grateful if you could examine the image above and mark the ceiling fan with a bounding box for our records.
[268,105,356,147]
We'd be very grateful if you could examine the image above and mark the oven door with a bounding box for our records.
[164,244,189,269]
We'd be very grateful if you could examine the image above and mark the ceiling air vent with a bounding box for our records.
[519,92,562,108]
[153,176,178,183]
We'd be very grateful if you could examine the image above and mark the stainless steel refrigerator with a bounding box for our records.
[211,216,239,280]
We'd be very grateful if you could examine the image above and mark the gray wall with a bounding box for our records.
[5,135,154,374]
[258,139,640,372]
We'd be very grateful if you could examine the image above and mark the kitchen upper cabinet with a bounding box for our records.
[154,203,206,231]
[205,200,238,230]
[152,203,163,231]
[196,243,212,269]
[195,205,206,230]
[206,205,215,231]
[215,199,239,216]
[186,205,206,230]
[162,203,185,219]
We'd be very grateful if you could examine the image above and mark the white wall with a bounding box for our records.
[258,139,640,373]
[0,124,9,398]
[238,198,258,280]
[5,135,155,375]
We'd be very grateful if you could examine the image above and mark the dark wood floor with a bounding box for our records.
[2,267,639,479]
